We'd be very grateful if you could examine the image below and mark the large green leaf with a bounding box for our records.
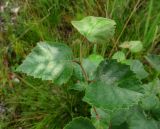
[145,54,160,73]
[72,16,116,43]
[64,117,96,129]
[84,60,143,111]
[16,42,73,85]
[127,108,159,129]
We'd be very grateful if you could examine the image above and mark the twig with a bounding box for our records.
[93,107,100,120]
[72,60,89,82]
[109,0,141,57]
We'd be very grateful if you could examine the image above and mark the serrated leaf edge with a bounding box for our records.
[83,91,143,112]
[64,116,95,129]
[16,42,73,84]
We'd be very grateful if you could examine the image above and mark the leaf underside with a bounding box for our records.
[72,16,116,43]
[17,42,73,85]
[120,41,143,53]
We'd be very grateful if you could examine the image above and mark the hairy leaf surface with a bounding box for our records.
[95,60,138,86]
[17,42,73,85]
[72,16,116,43]
[83,81,142,111]
[84,60,143,111]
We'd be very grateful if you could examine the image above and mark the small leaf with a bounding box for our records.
[16,42,73,85]
[83,81,142,111]
[72,16,116,43]
[123,59,149,80]
[112,51,126,62]
[145,54,160,73]
[64,117,96,129]
[120,41,143,53]
[83,54,104,80]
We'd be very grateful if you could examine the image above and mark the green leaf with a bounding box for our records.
[83,54,104,80]
[91,107,110,129]
[111,108,131,126]
[69,81,87,91]
[120,41,143,53]
[72,62,84,81]
[145,54,160,73]
[84,60,143,111]
[127,108,159,129]
[118,76,143,92]
[112,123,128,129]
[83,81,142,111]
[64,117,96,129]
[16,42,73,85]
[123,59,149,80]
[112,51,126,62]
[143,78,160,95]
[140,94,159,110]
[95,60,138,86]
[141,79,160,110]
[72,16,116,43]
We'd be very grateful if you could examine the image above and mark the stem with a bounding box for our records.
[72,60,89,83]
[16,75,37,90]
[108,122,112,129]
[93,107,100,120]
[93,43,97,54]
[80,42,82,63]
